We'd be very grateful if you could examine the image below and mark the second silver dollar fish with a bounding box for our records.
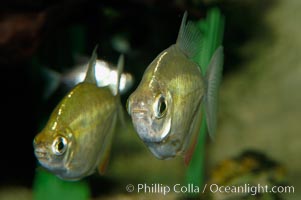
[33,49,124,180]
[127,12,223,163]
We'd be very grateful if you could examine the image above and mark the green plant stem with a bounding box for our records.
[185,7,224,197]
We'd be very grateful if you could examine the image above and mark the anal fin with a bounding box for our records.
[184,102,204,165]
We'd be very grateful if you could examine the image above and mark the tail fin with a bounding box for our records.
[41,68,61,99]
[204,46,224,139]
[84,46,98,84]
[176,11,203,60]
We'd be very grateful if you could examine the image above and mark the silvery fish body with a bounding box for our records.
[33,49,124,180]
[43,58,133,99]
[61,59,133,95]
[127,12,223,163]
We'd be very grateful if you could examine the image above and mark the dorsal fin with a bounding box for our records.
[176,11,203,59]
[114,54,124,96]
[84,46,98,84]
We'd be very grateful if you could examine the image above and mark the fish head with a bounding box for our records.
[127,80,172,142]
[127,77,184,158]
[33,126,76,179]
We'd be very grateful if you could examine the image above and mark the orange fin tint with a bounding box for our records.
[183,105,204,165]
[97,128,115,175]
[97,149,111,175]
[184,133,199,165]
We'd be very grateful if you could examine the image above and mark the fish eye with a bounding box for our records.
[154,94,167,119]
[52,136,68,156]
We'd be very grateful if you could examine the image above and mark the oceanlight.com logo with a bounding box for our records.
[207,183,294,196]
[125,183,295,196]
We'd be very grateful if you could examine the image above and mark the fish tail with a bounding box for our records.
[41,67,61,99]
[176,11,203,60]
[204,46,224,139]
[84,45,98,84]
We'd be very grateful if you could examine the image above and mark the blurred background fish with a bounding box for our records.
[42,57,134,99]
[33,49,124,180]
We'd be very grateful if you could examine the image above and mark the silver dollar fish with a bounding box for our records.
[43,58,133,99]
[127,12,223,163]
[33,48,124,180]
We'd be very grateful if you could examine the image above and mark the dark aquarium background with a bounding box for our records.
[0,0,300,199]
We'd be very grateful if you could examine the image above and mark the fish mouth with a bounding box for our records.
[34,147,50,162]
[131,109,148,118]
